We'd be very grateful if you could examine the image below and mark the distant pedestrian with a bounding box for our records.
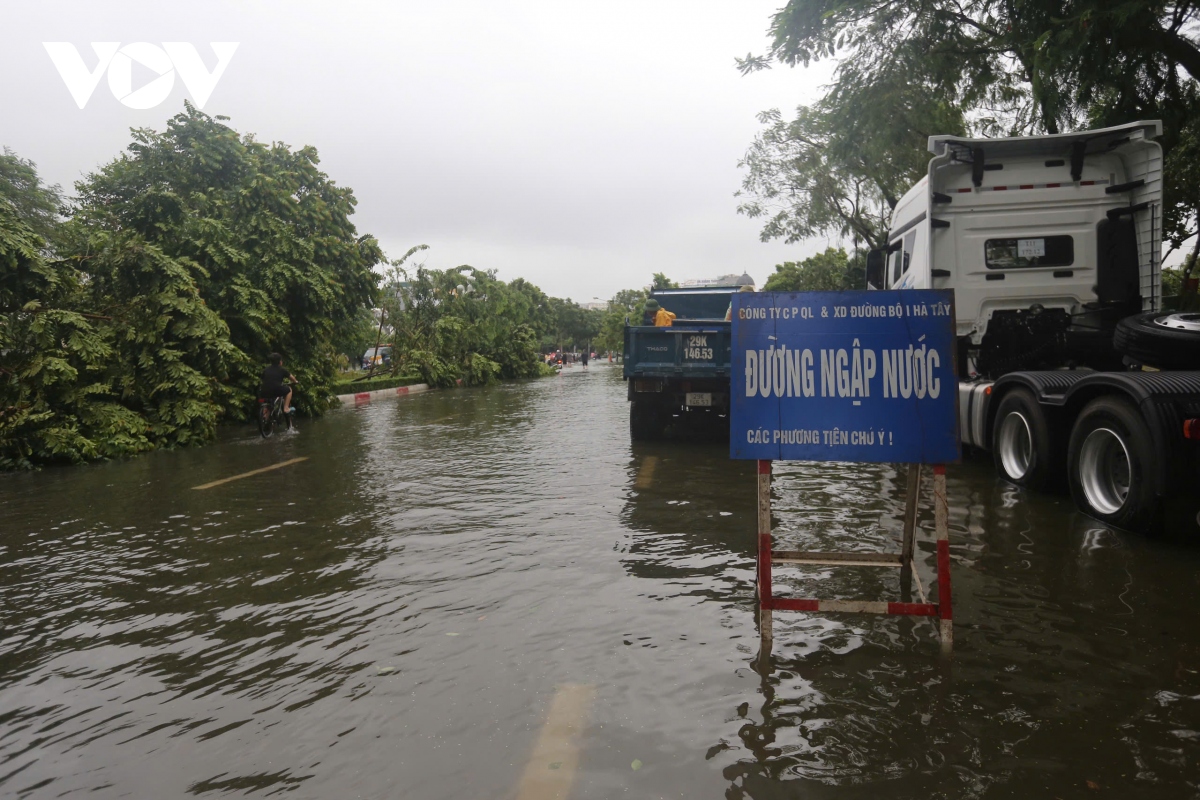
[581,350,589,369]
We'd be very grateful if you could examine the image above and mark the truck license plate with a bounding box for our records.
[686,392,712,407]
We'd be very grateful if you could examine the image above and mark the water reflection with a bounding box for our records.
[2,366,1199,798]
[717,462,1200,797]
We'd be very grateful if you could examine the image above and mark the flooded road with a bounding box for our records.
[3,363,1199,798]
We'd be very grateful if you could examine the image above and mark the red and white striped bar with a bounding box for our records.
[336,382,431,407]
[757,459,773,646]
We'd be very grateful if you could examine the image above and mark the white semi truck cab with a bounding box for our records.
[867,121,1200,534]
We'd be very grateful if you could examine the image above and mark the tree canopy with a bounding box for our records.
[593,273,683,353]
[762,247,861,292]
[739,0,1200,260]
[370,259,558,387]
[1,107,571,469]
[70,103,384,415]
[595,287,649,353]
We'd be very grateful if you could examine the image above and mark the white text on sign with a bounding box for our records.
[745,342,942,400]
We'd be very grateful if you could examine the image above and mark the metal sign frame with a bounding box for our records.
[755,460,952,652]
[730,291,958,652]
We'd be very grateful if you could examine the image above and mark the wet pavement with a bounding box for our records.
[2,363,1199,798]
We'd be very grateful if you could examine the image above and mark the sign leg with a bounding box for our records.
[901,464,921,563]
[759,606,773,665]
[757,460,774,659]
[899,464,921,601]
[933,465,953,653]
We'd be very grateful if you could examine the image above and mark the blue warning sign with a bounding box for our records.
[730,290,960,464]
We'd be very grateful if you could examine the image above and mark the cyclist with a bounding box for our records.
[259,353,296,415]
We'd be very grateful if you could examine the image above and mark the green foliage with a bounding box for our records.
[650,272,678,290]
[69,229,237,447]
[493,323,548,379]
[372,259,558,388]
[72,102,384,416]
[547,296,602,350]
[762,247,861,292]
[595,287,648,353]
[403,349,460,388]
[0,148,62,244]
[462,352,501,386]
[0,201,155,468]
[2,108,569,470]
[741,0,1200,252]
[1163,265,1184,298]
[739,48,966,249]
[2,105,385,468]
[1163,252,1200,310]
[335,306,381,365]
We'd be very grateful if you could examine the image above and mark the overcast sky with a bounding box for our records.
[2,1,838,301]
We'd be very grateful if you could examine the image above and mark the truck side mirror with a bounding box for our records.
[865,249,885,290]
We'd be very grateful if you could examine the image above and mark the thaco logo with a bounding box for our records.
[43,42,238,109]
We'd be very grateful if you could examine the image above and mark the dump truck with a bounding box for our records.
[623,286,739,440]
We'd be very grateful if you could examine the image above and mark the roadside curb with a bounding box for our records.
[335,383,431,407]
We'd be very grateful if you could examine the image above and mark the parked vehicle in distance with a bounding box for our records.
[623,285,740,440]
[362,345,392,369]
[865,120,1200,534]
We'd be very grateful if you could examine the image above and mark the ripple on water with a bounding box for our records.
[2,369,1199,798]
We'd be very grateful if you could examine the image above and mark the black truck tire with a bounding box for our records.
[1113,311,1200,370]
[630,398,668,441]
[1067,395,1158,532]
[991,388,1061,491]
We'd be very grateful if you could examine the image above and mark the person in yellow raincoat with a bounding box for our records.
[643,298,676,327]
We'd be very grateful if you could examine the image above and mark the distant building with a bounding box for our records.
[580,301,607,310]
[681,272,755,288]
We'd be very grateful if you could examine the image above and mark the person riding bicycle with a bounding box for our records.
[259,353,296,415]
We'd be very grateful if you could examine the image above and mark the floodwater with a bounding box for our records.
[2,363,1199,799]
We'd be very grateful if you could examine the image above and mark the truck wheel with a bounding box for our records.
[1113,311,1200,369]
[1067,396,1158,532]
[630,399,666,441]
[992,388,1060,491]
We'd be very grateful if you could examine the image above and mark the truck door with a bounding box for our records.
[890,231,916,288]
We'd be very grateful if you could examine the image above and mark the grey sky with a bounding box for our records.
[2,1,836,301]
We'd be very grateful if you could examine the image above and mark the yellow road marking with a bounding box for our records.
[191,457,309,490]
[515,684,595,800]
[635,456,657,489]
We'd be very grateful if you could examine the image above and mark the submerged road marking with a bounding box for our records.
[635,456,657,489]
[516,683,595,800]
[191,457,309,490]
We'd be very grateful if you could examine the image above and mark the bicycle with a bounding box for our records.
[256,387,295,438]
